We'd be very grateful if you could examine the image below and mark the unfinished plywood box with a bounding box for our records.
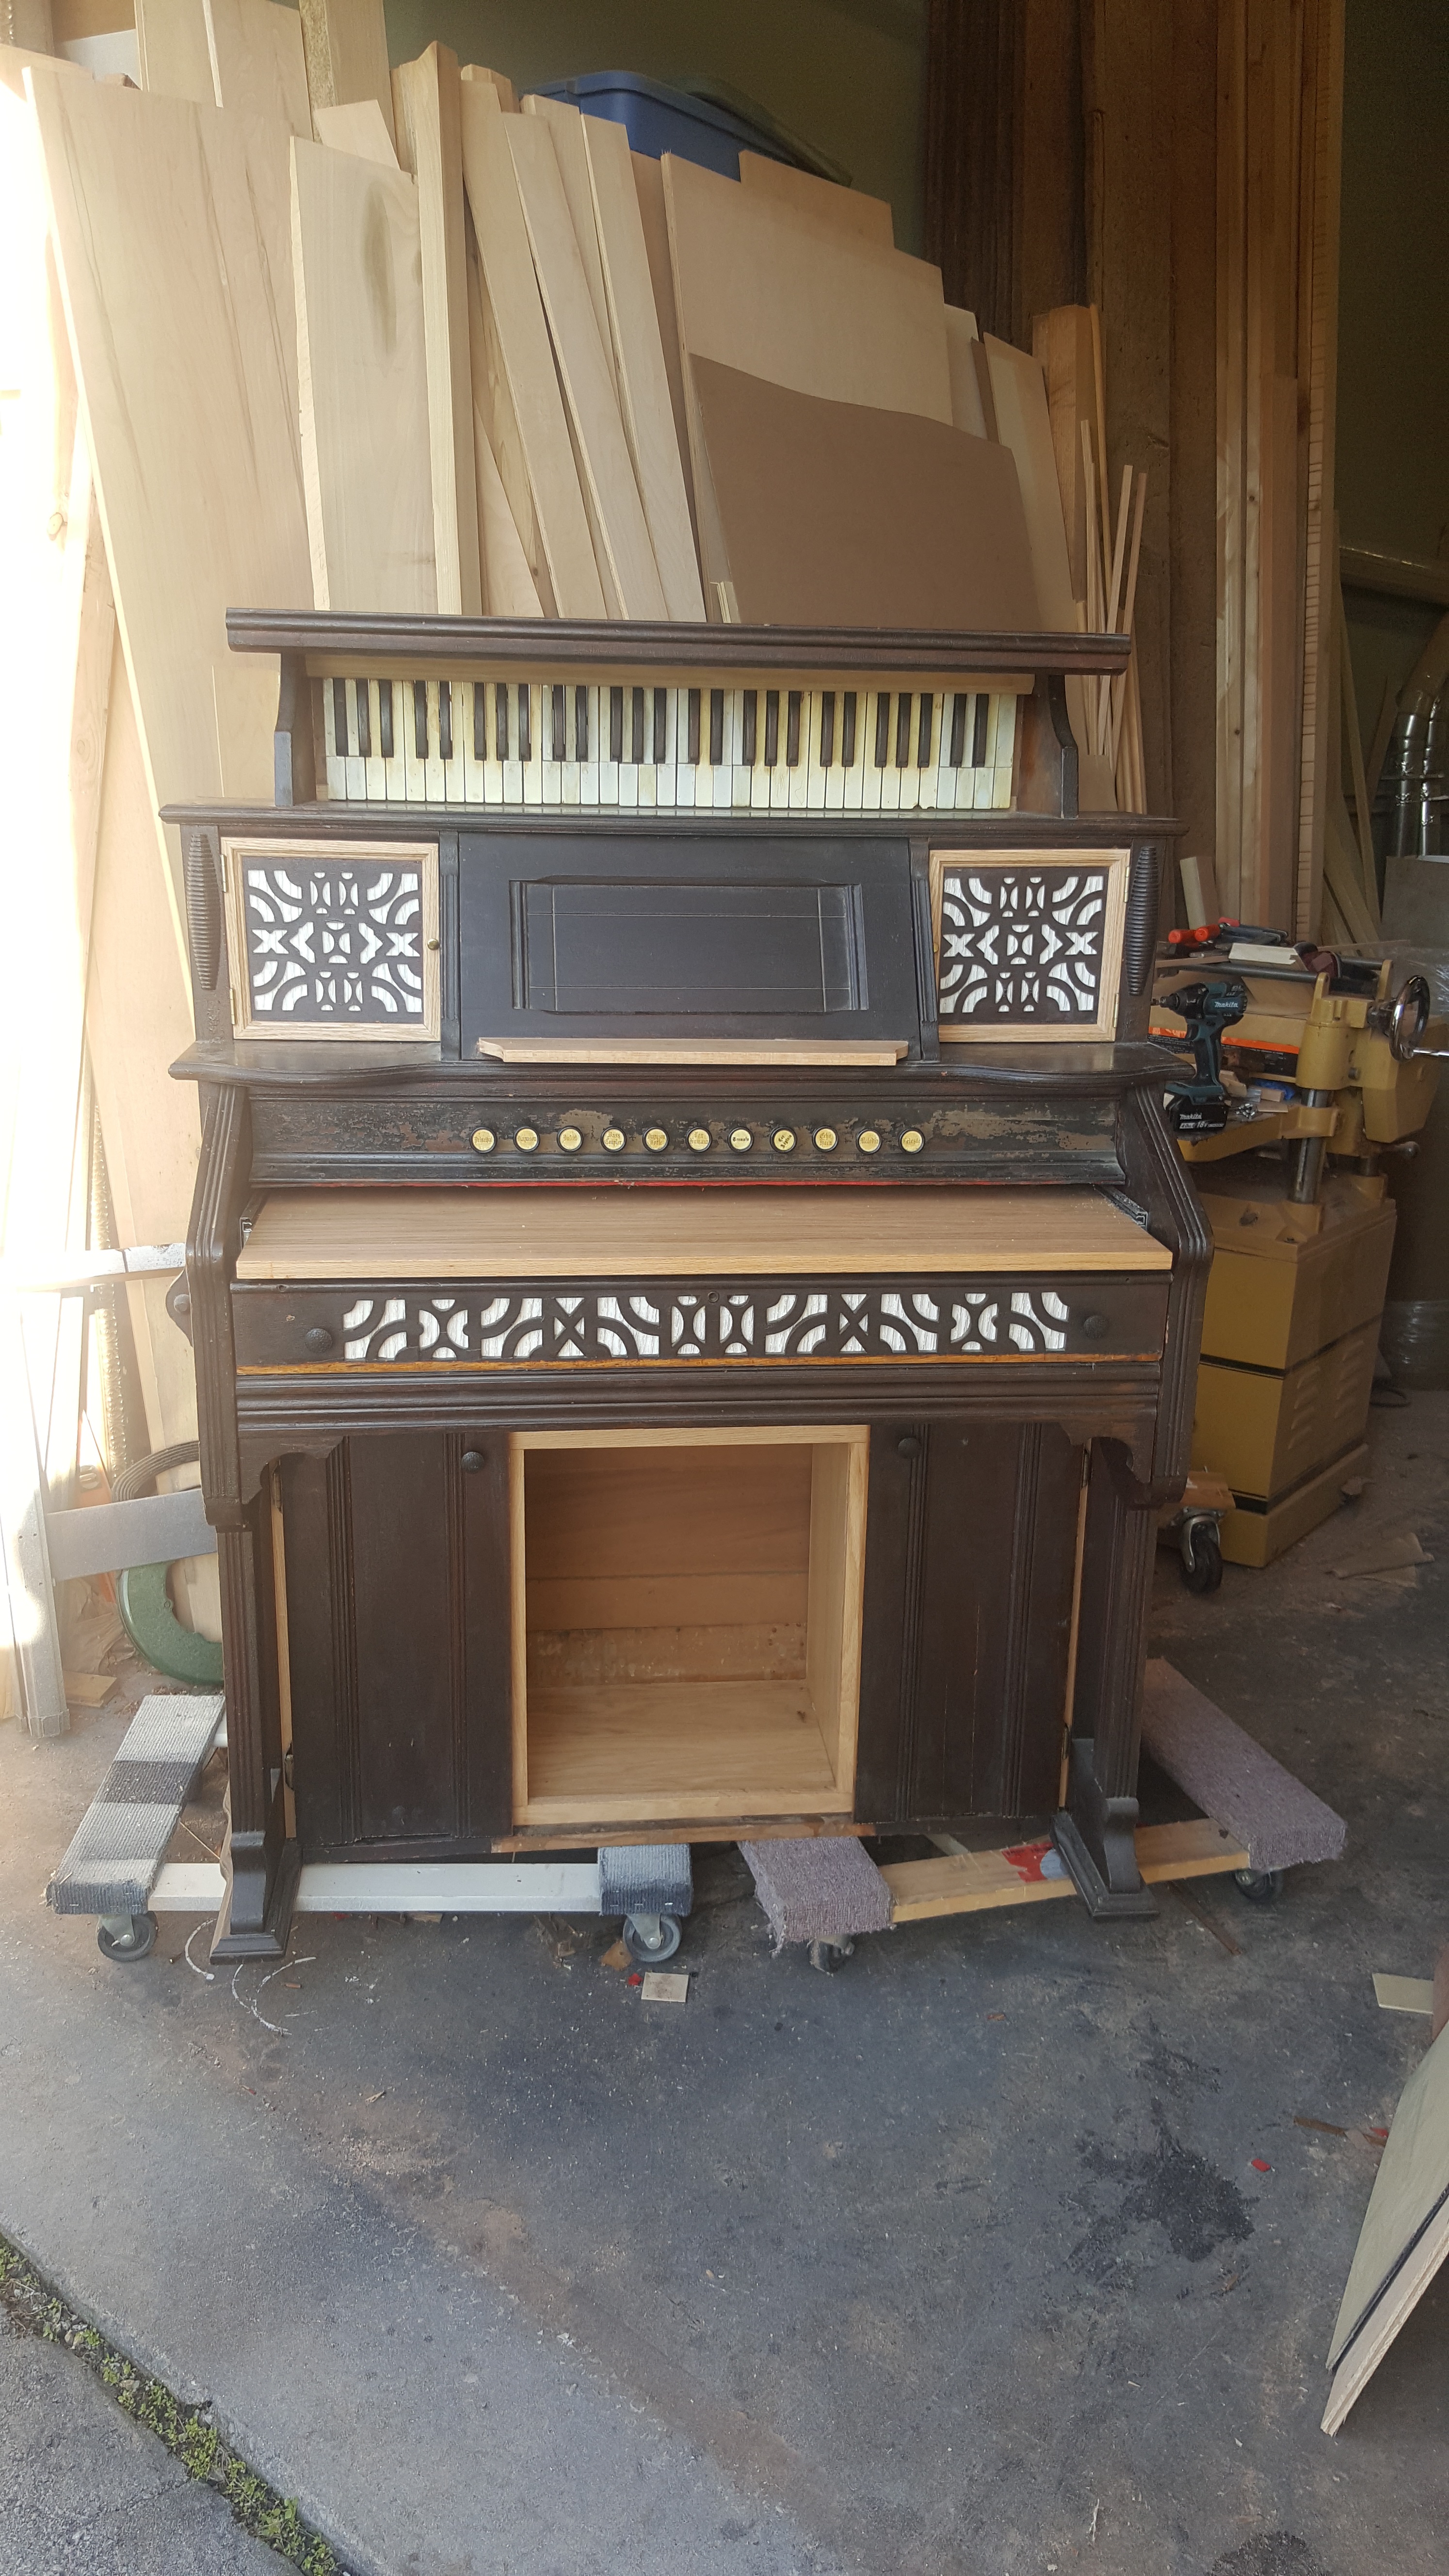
[511,1430,868,1826]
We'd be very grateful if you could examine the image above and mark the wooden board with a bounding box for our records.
[203,0,310,135]
[458,80,604,618]
[474,408,543,617]
[236,1185,1173,1281]
[391,47,480,617]
[466,239,550,611]
[505,112,667,620]
[290,136,435,612]
[520,92,615,386]
[691,356,1039,631]
[631,147,696,547]
[134,0,213,102]
[944,304,986,436]
[29,67,310,817]
[311,98,396,167]
[883,1819,1252,1922]
[979,334,1076,629]
[460,63,517,114]
[296,0,393,150]
[1031,303,1097,607]
[1323,2024,1449,2431]
[521,1680,848,1825]
[473,1039,907,1067]
[737,149,894,247]
[582,110,704,621]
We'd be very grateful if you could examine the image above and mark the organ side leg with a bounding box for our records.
[187,1082,297,1961]
[1053,1437,1158,1918]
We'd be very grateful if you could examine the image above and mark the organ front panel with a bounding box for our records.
[169,615,1208,1962]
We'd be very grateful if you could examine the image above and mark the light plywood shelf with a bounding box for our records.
[236,1186,1170,1280]
[520,1680,849,1825]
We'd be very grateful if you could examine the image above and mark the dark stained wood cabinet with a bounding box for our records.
[167,614,1209,1958]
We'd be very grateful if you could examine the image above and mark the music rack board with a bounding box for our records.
[319,675,1019,811]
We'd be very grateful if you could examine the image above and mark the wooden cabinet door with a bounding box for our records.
[280,1431,512,1857]
[854,1420,1083,1827]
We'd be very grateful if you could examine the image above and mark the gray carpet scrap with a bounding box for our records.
[1142,1658,1347,1873]
[740,1835,894,1949]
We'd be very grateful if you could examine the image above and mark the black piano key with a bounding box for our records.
[609,686,624,762]
[972,692,990,767]
[764,690,779,768]
[471,683,486,762]
[653,687,668,762]
[379,679,394,760]
[895,692,913,768]
[495,681,509,760]
[786,690,801,767]
[414,679,429,760]
[820,692,836,767]
[517,684,531,764]
[873,694,890,767]
[575,685,589,760]
[949,692,966,767]
[841,692,857,767]
[709,688,724,764]
[741,690,757,764]
[438,680,452,762]
[631,686,645,763]
[551,683,566,761]
[354,681,370,759]
[333,677,349,758]
[917,694,933,767]
[688,688,701,764]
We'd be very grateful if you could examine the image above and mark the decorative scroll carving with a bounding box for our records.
[311,1283,1084,1365]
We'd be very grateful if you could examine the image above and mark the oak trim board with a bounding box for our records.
[391,46,482,618]
[233,1186,1172,1280]
[505,111,667,621]
[290,136,436,614]
[471,1039,909,1067]
[458,79,605,619]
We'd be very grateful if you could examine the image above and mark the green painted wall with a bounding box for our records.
[1337,0,1449,779]
[383,0,929,250]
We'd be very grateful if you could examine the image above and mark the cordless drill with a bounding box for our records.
[1152,978,1249,1137]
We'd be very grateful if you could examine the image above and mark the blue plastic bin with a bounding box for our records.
[530,70,796,181]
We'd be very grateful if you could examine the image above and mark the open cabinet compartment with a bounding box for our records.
[510,1428,869,1826]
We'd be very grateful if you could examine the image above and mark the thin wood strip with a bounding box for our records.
[1336,570,1380,924]
[520,93,617,392]
[392,46,481,617]
[234,1186,1173,1281]
[1111,471,1147,774]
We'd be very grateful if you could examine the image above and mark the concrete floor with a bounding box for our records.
[1,1397,1447,2576]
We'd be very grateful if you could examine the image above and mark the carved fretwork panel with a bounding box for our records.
[223,838,440,1040]
[929,847,1130,1042]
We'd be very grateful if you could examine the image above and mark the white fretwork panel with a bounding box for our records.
[329,1284,1080,1364]
[930,849,1130,1045]
[223,837,439,1043]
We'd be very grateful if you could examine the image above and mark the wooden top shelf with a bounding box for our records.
[235,1186,1171,1281]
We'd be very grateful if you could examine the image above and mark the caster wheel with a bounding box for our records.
[1180,1518,1224,1594]
[624,1912,682,1964]
[1232,1868,1285,1904]
[97,1912,157,1962]
[808,1938,854,1974]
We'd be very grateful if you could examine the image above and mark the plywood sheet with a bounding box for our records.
[134,0,213,102]
[692,356,1038,632]
[583,110,702,621]
[944,303,985,436]
[458,80,604,618]
[312,97,395,165]
[203,0,309,136]
[980,334,1076,629]
[236,1185,1172,1282]
[738,149,894,247]
[506,111,666,619]
[29,66,309,814]
[290,135,435,612]
[297,0,393,150]
[392,45,480,616]
[1323,2024,1449,2431]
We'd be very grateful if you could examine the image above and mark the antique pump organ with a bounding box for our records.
[169,612,1207,1960]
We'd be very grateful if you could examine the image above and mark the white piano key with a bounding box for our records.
[378,678,406,804]
[439,679,466,805]
[342,680,366,801]
[422,679,446,803]
[322,676,344,799]
[359,679,385,802]
[520,683,543,808]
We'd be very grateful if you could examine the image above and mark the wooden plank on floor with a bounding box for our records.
[459,79,604,619]
[203,0,310,136]
[392,45,480,616]
[312,97,396,165]
[297,0,394,150]
[738,149,895,246]
[290,135,435,612]
[506,110,666,619]
[29,65,310,813]
[582,109,703,620]
[884,1817,1251,1922]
